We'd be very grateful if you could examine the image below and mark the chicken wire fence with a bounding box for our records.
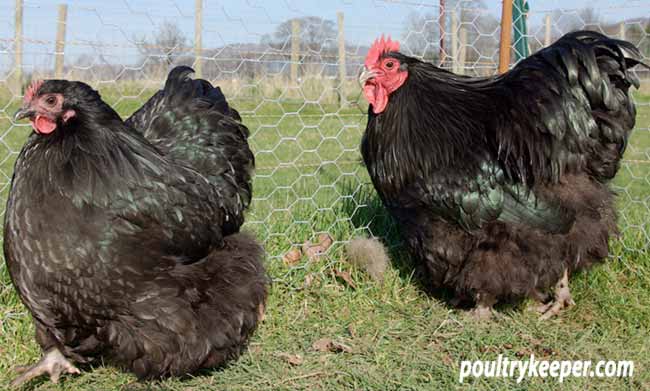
[0,0,649,266]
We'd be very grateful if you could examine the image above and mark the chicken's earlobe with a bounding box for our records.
[62,110,76,123]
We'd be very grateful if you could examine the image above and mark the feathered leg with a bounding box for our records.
[10,348,80,387]
[537,269,575,320]
[469,293,496,321]
[526,289,551,312]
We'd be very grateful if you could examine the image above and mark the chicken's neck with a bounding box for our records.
[362,68,495,199]
[17,117,164,207]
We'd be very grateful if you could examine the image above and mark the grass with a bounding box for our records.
[0,81,649,390]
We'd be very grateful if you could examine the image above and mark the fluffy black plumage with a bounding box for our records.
[4,66,267,383]
[361,31,646,316]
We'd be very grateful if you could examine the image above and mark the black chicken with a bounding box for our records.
[359,32,647,319]
[5,66,267,386]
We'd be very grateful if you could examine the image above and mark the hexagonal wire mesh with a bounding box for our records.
[0,0,648,276]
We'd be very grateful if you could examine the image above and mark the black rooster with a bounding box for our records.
[5,66,267,386]
[360,32,647,319]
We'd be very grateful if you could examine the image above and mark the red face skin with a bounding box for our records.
[363,57,408,114]
[29,93,65,134]
[21,92,75,135]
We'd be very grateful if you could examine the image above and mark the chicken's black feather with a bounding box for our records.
[362,31,643,303]
[4,66,267,380]
[125,66,251,234]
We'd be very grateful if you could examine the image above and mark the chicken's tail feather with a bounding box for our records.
[126,66,240,132]
[161,66,242,121]
[126,66,255,229]
[545,31,643,181]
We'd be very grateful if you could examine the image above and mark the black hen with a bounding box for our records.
[4,66,267,385]
[359,32,646,319]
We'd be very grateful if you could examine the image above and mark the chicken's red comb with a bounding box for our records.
[365,35,400,68]
[24,80,44,104]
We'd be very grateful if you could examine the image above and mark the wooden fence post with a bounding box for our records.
[451,10,458,73]
[54,4,68,78]
[13,0,23,94]
[619,22,625,40]
[544,14,552,47]
[498,0,513,74]
[291,19,300,85]
[194,0,203,78]
[458,27,467,75]
[439,0,446,65]
[337,11,346,107]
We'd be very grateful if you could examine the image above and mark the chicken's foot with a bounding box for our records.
[469,294,496,321]
[11,348,80,387]
[537,269,575,320]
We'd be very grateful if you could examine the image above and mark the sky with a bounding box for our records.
[0,0,648,71]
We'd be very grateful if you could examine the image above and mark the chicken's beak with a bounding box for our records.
[359,67,376,86]
[14,106,35,122]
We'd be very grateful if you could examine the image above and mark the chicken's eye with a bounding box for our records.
[45,96,56,106]
[385,61,394,69]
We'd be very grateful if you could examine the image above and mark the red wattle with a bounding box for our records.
[32,115,56,134]
[363,84,376,106]
[363,83,388,114]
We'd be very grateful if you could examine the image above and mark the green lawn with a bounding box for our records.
[0,85,649,390]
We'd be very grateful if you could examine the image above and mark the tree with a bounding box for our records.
[136,21,188,76]
[618,19,650,58]
[262,16,336,53]
[401,1,499,65]
[551,7,602,35]
[402,11,440,61]
[573,7,602,31]
[260,16,337,79]
[456,1,500,63]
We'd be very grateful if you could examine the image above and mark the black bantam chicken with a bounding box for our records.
[5,66,267,386]
[360,32,647,320]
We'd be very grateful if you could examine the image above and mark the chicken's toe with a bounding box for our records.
[539,269,575,321]
[529,301,553,314]
[10,348,80,388]
[539,296,574,320]
[468,294,496,321]
[470,305,494,321]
